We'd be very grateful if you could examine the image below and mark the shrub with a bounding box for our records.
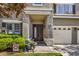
[0,38,13,50]
[0,43,7,51]
[0,34,30,51]
[0,34,21,38]
[13,37,26,49]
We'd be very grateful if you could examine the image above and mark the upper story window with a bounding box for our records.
[54,4,75,14]
[32,3,44,6]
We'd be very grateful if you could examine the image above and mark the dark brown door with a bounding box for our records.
[33,24,43,41]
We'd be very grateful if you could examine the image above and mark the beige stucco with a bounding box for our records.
[53,18,79,26]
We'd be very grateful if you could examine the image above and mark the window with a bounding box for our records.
[63,28,66,30]
[7,24,12,30]
[78,28,79,30]
[32,3,44,6]
[68,28,71,30]
[2,23,6,27]
[58,28,61,30]
[14,24,21,34]
[55,4,74,14]
[54,28,56,30]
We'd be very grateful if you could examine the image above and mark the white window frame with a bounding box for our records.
[56,4,74,14]
[14,24,21,33]
[32,3,44,6]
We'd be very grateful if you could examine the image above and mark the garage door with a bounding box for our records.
[53,26,72,44]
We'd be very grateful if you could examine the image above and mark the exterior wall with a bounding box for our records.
[44,13,53,46]
[75,3,79,15]
[25,3,53,9]
[24,3,52,15]
[53,18,79,26]
[29,18,32,39]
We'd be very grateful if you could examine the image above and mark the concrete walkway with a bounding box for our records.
[34,46,69,56]
[34,45,79,56]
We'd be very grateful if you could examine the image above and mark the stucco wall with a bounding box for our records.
[53,18,79,26]
[75,3,79,15]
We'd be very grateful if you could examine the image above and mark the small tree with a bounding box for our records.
[0,3,27,19]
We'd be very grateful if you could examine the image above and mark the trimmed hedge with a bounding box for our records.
[13,37,26,48]
[0,34,28,51]
[0,34,21,38]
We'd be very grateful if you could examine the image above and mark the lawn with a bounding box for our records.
[8,52,63,56]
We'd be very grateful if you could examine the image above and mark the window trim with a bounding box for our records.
[55,4,75,14]
[32,3,44,6]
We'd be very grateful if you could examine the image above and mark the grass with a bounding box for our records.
[8,52,63,56]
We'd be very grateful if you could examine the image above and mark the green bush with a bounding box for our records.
[0,34,30,51]
[0,34,21,38]
[13,37,26,49]
[0,43,7,51]
[0,38,13,50]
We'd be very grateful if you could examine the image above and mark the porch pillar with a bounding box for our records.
[22,15,30,39]
[44,11,53,46]
[0,19,2,33]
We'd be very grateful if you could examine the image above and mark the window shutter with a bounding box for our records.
[53,4,56,13]
[73,5,75,14]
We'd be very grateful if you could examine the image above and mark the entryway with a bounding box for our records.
[32,24,46,46]
[33,24,43,41]
[29,15,48,46]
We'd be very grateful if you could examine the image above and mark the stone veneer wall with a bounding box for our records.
[44,13,53,46]
[0,19,2,33]
[22,15,30,38]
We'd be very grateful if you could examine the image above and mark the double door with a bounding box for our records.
[33,24,43,41]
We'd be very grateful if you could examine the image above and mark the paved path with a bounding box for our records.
[34,45,79,56]
[34,46,53,53]
[53,45,79,56]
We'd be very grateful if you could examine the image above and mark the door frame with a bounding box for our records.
[32,24,43,41]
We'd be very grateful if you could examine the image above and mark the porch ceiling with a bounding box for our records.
[30,15,47,24]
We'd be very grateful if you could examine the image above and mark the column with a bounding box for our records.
[46,11,53,46]
[0,19,2,33]
[22,15,30,39]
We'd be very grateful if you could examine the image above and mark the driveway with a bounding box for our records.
[34,45,79,56]
[53,45,79,56]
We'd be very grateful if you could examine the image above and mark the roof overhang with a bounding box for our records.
[2,19,22,23]
[24,10,52,15]
[53,15,79,19]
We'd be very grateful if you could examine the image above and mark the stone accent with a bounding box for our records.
[0,19,2,33]
[44,38,53,46]
[44,11,53,46]
[22,15,30,38]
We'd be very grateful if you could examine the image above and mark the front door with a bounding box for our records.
[33,24,43,41]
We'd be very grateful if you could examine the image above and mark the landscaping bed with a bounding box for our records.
[0,34,30,52]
